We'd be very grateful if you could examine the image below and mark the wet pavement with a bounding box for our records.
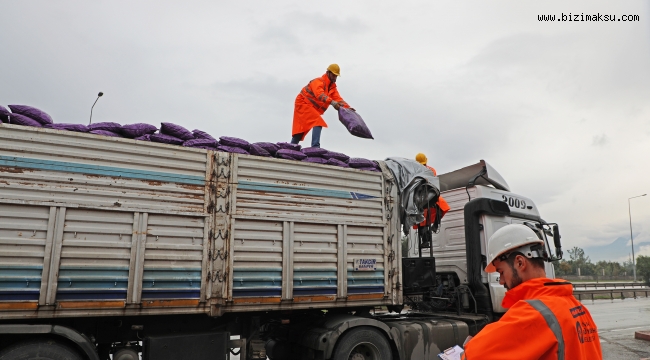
[585,296,650,359]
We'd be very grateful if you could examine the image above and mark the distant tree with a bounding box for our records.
[637,256,650,284]
[566,246,595,275]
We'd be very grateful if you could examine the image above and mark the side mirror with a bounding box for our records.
[553,224,563,259]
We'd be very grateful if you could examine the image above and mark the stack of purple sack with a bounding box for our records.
[0,104,381,172]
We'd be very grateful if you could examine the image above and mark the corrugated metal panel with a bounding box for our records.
[231,219,283,298]
[142,214,204,300]
[0,125,208,214]
[293,223,338,297]
[346,225,385,295]
[56,209,134,301]
[233,156,384,225]
[0,203,49,301]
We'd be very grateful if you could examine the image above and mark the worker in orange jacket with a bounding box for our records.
[291,64,353,148]
[414,153,450,228]
[462,224,602,360]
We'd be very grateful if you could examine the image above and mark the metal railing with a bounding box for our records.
[574,288,650,301]
[571,282,646,290]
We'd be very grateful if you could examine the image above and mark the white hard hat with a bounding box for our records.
[484,224,545,273]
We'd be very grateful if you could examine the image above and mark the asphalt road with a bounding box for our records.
[586,296,650,359]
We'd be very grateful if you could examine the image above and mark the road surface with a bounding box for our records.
[586,297,650,359]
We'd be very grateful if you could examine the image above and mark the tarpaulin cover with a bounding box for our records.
[121,123,157,138]
[348,158,376,168]
[192,129,216,141]
[8,105,53,125]
[338,107,373,139]
[383,157,441,234]
[276,149,307,160]
[183,138,217,147]
[89,122,122,132]
[217,145,249,155]
[302,147,328,157]
[303,157,328,164]
[254,142,280,155]
[134,134,151,141]
[151,133,184,145]
[326,158,349,167]
[220,136,250,150]
[323,151,350,162]
[161,122,194,140]
[9,113,42,127]
[276,142,301,151]
[46,123,89,132]
[249,144,272,157]
[0,106,10,122]
[90,130,122,137]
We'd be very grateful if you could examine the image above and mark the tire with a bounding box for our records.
[331,327,393,360]
[0,339,83,360]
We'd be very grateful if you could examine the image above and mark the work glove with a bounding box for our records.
[331,101,340,110]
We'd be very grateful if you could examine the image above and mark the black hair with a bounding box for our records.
[505,251,545,270]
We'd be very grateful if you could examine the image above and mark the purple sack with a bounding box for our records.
[301,147,328,157]
[134,134,151,141]
[276,142,301,151]
[120,123,158,138]
[323,151,350,162]
[46,123,89,132]
[303,157,328,164]
[220,136,250,150]
[88,122,122,132]
[326,158,350,168]
[9,113,42,127]
[183,138,217,147]
[192,129,216,141]
[150,133,184,145]
[348,158,376,169]
[253,142,280,155]
[0,106,10,122]
[338,107,373,139]
[276,149,307,160]
[90,130,122,137]
[8,105,53,125]
[249,144,272,157]
[161,122,194,140]
[217,145,250,155]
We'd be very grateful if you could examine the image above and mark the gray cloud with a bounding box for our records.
[592,134,608,147]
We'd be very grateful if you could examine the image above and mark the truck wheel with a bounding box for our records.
[331,327,393,360]
[0,339,83,360]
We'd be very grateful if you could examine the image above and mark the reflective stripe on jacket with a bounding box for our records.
[462,278,602,360]
[292,73,348,139]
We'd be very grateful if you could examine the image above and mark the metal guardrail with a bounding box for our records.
[574,288,650,301]
[571,282,647,290]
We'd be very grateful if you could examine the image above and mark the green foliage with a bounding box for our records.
[637,255,650,284]
[552,246,628,278]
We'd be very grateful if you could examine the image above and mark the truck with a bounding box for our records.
[0,124,562,360]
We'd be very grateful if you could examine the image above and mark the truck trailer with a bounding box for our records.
[0,124,562,360]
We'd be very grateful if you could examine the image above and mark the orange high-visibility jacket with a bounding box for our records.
[414,165,450,228]
[292,73,349,140]
[462,278,602,360]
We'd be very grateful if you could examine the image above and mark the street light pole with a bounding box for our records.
[628,193,647,282]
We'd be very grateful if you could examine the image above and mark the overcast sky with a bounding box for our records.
[1,1,648,262]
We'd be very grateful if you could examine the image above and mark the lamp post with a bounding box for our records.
[628,193,647,282]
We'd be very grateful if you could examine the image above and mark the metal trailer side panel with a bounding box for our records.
[0,125,215,320]
[223,155,397,313]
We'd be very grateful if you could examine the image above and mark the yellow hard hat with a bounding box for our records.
[415,153,427,165]
[327,64,341,76]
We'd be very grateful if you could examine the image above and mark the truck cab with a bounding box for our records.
[408,160,561,315]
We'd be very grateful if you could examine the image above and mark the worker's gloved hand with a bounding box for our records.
[349,108,356,112]
[331,101,340,110]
